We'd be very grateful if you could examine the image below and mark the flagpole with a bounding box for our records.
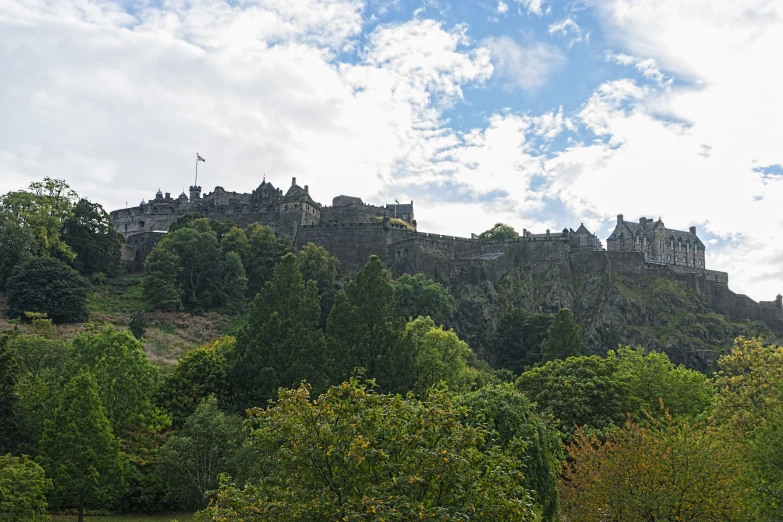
[194,154,198,187]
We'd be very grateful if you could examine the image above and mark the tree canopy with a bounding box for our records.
[6,257,89,323]
[478,222,519,241]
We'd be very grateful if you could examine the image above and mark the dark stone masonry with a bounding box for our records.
[110,177,783,332]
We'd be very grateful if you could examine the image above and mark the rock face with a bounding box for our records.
[447,253,779,372]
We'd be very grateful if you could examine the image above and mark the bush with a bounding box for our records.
[6,257,88,323]
[0,454,51,521]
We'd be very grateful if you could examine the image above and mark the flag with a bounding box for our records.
[197,154,206,162]
[395,199,399,204]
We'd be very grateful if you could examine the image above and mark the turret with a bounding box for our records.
[189,186,202,200]
[776,294,782,309]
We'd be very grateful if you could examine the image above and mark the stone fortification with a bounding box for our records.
[110,178,782,333]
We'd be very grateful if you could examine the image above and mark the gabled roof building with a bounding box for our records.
[606,214,706,269]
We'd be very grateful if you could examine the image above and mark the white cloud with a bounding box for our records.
[497,0,509,14]
[514,0,545,16]
[481,36,566,90]
[548,18,579,36]
[543,0,783,299]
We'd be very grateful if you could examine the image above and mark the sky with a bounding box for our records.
[2,0,782,301]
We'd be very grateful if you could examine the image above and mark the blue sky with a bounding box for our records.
[1,0,783,300]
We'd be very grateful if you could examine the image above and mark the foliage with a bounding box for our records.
[67,326,168,437]
[517,355,629,435]
[457,384,561,521]
[159,396,244,510]
[0,338,21,454]
[6,257,89,323]
[560,415,751,522]
[393,273,455,324]
[711,336,783,435]
[204,380,535,521]
[405,316,475,395]
[62,199,123,276]
[749,404,783,519]
[0,453,51,521]
[229,254,329,412]
[244,223,292,298]
[490,308,552,374]
[327,256,415,394]
[158,337,234,427]
[298,242,339,326]
[478,222,518,241]
[38,369,126,522]
[142,246,183,311]
[129,310,147,340]
[539,308,584,362]
[0,210,38,288]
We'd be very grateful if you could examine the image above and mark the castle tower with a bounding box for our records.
[189,186,202,200]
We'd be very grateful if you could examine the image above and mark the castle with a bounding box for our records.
[110,177,783,332]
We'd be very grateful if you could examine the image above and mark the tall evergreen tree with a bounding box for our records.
[6,257,89,323]
[491,309,553,374]
[38,370,126,522]
[229,253,329,411]
[540,308,584,362]
[327,256,415,393]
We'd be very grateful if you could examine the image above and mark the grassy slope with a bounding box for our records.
[1,275,244,366]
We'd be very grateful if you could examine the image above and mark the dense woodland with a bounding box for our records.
[1,178,783,521]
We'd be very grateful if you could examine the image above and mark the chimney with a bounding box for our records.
[546,229,550,239]
[617,214,624,224]
[640,217,646,226]
[165,192,171,199]
[776,294,782,309]
[689,226,697,236]
[292,177,297,186]
[304,185,309,194]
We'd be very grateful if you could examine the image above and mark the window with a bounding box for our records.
[643,237,647,246]
[578,234,587,246]
[667,254,671,262]
[660,240,664,250]
[698,260,702,267]
[675,255,679,262]
[138,221,145,228]
[686,243,690,253]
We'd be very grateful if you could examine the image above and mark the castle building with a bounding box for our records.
[606,215,706,269]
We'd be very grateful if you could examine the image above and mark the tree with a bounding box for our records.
[38,369,126,522]
[158,337,234,428]
[393,273,455,323]
[158,395,245,509]
[0,210,38,288]
[244,223,292,297]
[1,177,78,262]
[163,228,224,311]
[61,198,123,276]
[220,226,249,261]
[220,251,248,313]
[0,339,21,454]
[129,309,147,340]
[67,326,167,437]
[478,222,518,241]
[204,381,535,521]
[560,415,751,522]
[516,355,630,435]
[405,316,475,395]
[229,254,329,412]
[539,308,584,362]
[298,242,339,326]
[327,256,415,394]
[6,257,88,323]
[458,384,562,521]
[0,454,50,521]
[490,308,552,374]
[142,246,183,311]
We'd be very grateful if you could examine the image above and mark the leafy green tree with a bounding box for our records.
[38,369,126,522]
[205,381,535,521]
[0,454,51,521]
[67,326,167,437]
[540,308,584,362]
[458,384,562,521]
[220,226,250,260]
[405,316,474,395]
[0,210,38,288]
[490,308,553,374]
[478,222,518,241]
[220,251,248,313]
[163,227,224,311]
[1,177,78,262]
[158,337,234,427]
[517,355,630,435]
[6,257,88,323]
[142,246,183,311]
[327,256,415,394]
[229,254,329,411]
[560,416,751,522]
[158,395,245,509]
[612,347,711,418]
[298,242,339,326]
[168,212,206,233]
[393,273,455,323]
[244,223,292,297]
[129,309,147,340]
[61,198,123,276]
[749,404,783,519]
[0,339,21,454]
